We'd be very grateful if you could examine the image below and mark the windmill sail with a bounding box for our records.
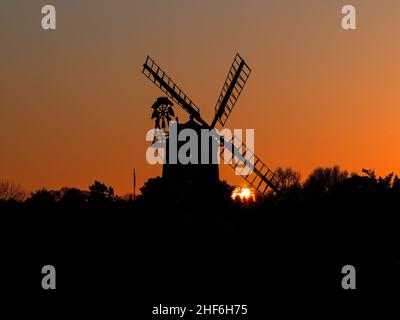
[211,54,251,128]
[219,135,280,195]
[143,56,209,128]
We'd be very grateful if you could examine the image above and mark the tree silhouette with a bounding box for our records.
[89,181,114,202]
[60,187,88,205]
[26,188,56,206]
[275,167,301,192]
[303,165,348,196]
[392,175,400,193]
[138,176,168,208]
[0,180,26,202]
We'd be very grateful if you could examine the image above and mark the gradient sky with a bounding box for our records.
[1,0,400,195]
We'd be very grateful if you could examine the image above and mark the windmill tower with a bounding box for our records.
[142,54,280,197]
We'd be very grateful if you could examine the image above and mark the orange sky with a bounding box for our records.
[1,0,400,195]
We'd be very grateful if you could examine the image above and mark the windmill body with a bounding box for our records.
[161,118,219,194]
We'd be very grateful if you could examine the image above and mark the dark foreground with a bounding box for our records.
[1,192,399,317]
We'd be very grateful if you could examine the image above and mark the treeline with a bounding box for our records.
[272,165,400,202]
[0,181,123,208]
[1,166,399,249]
[1,166,400,210]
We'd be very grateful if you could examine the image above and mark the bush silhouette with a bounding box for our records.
[26,188,56,206]
[89,181,114,203]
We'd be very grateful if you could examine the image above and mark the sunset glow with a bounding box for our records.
[231,186,256,202]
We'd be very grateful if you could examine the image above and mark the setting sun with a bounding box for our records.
[231,186,256,202]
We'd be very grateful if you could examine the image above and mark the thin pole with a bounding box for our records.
[133,168,136,201]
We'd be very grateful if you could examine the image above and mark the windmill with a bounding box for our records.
[151,97,174,130]
[142,54,280,196]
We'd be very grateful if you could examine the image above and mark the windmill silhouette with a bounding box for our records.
[151,97,175,130]
[142,54,280,196]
